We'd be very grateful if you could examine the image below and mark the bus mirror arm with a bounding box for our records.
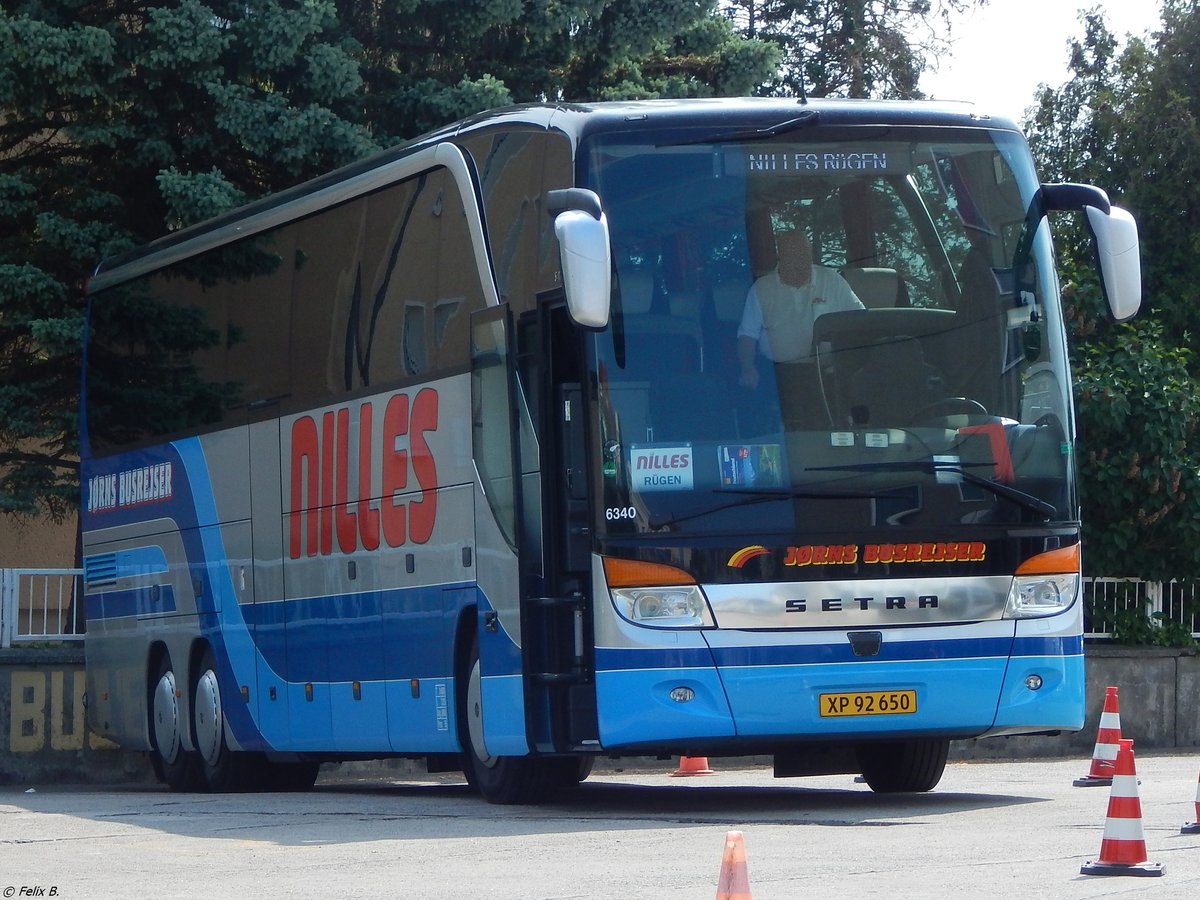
[548,189,612,330]
[1041,182,1142,323]
[546,188,603,220]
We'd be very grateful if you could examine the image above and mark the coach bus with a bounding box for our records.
[81,99,1140,802]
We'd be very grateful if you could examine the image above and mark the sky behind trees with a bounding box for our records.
[920,0,1162,117]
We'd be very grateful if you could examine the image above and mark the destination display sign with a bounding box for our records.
[721,146,910,177]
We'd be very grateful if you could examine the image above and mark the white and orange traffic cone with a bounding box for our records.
[671,755,715,776]
[1182,765,1200,835]
[1080,739,1164,877]
[1074,685,1122,787]
[715,830,752,900]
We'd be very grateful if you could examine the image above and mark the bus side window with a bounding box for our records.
[362,171,443,382]
[433,176,487,370]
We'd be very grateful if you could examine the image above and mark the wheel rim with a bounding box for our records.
[465,657,497,769]
[193,667,223,767]
[152,670,181,765]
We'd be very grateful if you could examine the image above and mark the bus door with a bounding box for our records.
[519,298,597,753]
[471,301,598,756]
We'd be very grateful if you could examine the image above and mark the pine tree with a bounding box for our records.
[0,0,377,516]
[722,0,983,98]
[339,0,780,141]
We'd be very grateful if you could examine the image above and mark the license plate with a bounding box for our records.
[819,689,917,717]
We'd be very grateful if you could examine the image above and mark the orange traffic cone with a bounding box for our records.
[1074,685,1122,787]
[715,830,752,900]
[1182,765,1200,835]
[1080,739,1164,877]
[671,755,715,776]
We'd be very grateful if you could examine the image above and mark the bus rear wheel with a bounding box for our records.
[193,647,261,791]
[857,738,949,793]
[150,656,204,791]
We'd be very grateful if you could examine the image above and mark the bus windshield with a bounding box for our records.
[584,126,1075,539]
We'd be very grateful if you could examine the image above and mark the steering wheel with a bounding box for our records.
[915,397,988,421]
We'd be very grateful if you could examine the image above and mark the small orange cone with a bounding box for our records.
[1080,739,1164,877]
[1182,765,1200,835]
[715,830,751,900]
[1074,685,1122,787]
[671,755,715,776]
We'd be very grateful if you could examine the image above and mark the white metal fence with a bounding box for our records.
[0,569,1194,647]
[0,568,84,647]
[1083,577,1200,640]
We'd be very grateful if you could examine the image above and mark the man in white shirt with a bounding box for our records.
[737,229,864,388]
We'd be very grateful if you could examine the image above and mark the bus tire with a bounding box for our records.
[857,738,949,793]
[542,754,595,788]
[193,647,260,792]
[150,655,204,791]
[459,634,565,805]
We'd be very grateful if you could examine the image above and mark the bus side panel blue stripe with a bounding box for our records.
[238,583,473,683]
[165,440,260,747]
[85,585,178,620]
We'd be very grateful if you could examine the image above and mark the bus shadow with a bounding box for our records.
[2,774,1047,847]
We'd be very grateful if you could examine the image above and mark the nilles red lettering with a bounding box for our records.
[289,389,439,558]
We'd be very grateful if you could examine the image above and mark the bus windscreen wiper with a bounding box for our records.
[646,486,872,530]
[806,460,1057,519]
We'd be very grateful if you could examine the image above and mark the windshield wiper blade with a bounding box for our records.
[806,461,1057,519]
[664,109,821,147]
[646,486,871,530]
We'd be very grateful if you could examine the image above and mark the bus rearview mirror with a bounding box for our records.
[1085,205,1141,323]
[554,209,612,330]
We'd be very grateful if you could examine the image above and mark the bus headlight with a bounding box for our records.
[610,585,716,628]
[1004,573,1079,619]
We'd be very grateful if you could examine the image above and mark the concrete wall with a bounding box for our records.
[1,646,1196,785]
[0,648,152,785]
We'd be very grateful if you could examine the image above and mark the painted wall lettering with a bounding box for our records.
[289,388,440,558]
[7,669,118,752]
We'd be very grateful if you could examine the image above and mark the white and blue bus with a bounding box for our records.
[82,99,1140,802]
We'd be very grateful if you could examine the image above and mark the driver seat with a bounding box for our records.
[847,336,944,427]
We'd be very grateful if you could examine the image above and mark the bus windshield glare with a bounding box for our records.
[584,128,1074,539]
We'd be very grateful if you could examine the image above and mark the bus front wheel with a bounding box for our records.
[460,635,585,804]
[857,738,949,793]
